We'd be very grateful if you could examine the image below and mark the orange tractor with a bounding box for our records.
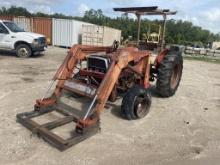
[17,6,183,150]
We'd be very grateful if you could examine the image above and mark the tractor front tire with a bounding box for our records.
[121,85,152,120]
[156,52,183,97]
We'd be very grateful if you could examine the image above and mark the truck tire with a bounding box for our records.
[16,44,32,58]
[156,52,183,97]
[121,85,151,120]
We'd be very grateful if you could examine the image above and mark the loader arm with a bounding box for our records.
[94,50,151,113]
[51,45,151,126]
[53,45,115,97]
[17,44,151,150]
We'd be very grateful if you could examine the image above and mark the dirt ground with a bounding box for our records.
[0,47,220,165]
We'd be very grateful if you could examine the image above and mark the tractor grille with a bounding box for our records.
[87,56,109,73]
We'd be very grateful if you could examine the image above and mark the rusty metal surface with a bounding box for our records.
[14,17,52,45]
[16,43,153,150]
[33,17,52,45]
[0,16,52,44]
[16,105,100,151]
[114,6,176,51]
[52,44,151,118]
[170,63,182,89]
[13,16,32,32]
[0,15,13,21]
[63,79,97,98]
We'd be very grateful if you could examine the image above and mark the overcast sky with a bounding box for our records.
[0,0,219,33]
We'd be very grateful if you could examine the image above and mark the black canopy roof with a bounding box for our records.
[113,6,177,15]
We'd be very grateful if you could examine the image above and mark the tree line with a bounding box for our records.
[1,6,220,46]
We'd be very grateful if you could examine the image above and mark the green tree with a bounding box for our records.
[0,6,219,45]
[0,6,31,16]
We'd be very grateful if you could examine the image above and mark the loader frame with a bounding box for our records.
[17,106,100,151]
[17,6,178,151]
[17,45,152,150]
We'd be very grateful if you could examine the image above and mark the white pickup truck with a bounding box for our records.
[0,20,47,57]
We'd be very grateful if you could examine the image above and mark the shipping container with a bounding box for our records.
[103,26,121,46]
[52,18,92,47]
[82,25,121,46]
[33,17,52,44]
[82,25,104,46]
[13,16,32,32]
[0,15,13,21]
[1,15,121,47]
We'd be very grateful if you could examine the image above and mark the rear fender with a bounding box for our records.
[154,49,169,69]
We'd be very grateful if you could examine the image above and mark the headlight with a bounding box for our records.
[32,39,39,45]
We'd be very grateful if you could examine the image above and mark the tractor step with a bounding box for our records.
[16,107,100,151]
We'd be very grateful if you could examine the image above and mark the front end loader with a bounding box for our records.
[17,6,183,151]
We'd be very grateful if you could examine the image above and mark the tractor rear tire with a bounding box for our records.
[121,85,151,120]
[156,52,183,97]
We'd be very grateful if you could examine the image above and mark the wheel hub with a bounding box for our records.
[170,64,181,89]
[135,96,150,118]
[18,48,28,57]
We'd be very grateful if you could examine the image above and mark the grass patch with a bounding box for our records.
[183,55,220,64]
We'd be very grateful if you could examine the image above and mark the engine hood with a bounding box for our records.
[16,32,45,39]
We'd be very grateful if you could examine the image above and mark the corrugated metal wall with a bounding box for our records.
[82,25,104,46]
[33,17,52,44]
[13,16,32,32]
[103,26,121,46]
[0,16,13,21]
[82,25,121,46]
[0,15,121,46]
[11,16,52,44]
[52,18,92,47]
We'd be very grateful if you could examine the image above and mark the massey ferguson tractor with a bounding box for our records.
[17,6,183,150]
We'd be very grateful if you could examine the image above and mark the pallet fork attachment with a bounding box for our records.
[16,105,100,151]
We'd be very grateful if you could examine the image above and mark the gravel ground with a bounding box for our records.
[0,47,220,165]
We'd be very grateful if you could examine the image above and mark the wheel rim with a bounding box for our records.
[18,48,28,57]
[170,63,182,89]
[134,96,150,118]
